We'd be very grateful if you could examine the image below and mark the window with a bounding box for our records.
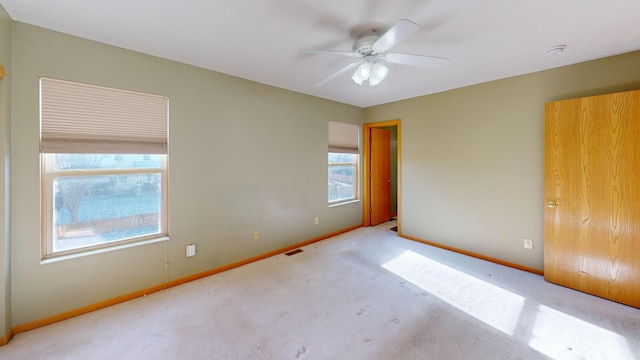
[40,78,169,259]
[328,153,358,203]
[328,122,359,204]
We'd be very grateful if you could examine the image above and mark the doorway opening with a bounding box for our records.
[363,120,400,232]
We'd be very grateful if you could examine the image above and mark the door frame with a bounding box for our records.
[363,119,401,231]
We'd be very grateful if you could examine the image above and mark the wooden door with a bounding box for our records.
[544,89,640,308]
[370,128,391,225]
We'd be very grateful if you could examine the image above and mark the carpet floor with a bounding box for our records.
[1,224,638,359]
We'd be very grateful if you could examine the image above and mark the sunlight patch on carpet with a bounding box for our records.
[529,305,634,359]
[382,250,525,335]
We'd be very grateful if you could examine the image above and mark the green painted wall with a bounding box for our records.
[9,22,363,326]
[381,126,398,216]
[0,4,11,338]
[365,51,640,271]
[5,9,640,333]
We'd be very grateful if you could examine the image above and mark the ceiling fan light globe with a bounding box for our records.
[352,62,370,85]
[358,62,371,79]
[368,63,389,86]
[372,63,389,79]
[351,72,364,85]
[368,73,386,86]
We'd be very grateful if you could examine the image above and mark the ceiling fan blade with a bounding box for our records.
[373,19,421,52]
[384,53,450,69]
[303,49,360,58]
[314,61,361,87]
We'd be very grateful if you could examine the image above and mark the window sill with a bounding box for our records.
[40,236,170,265]
[329,199,361,208]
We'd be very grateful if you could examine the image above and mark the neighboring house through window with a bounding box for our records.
[328,121,359,205]
[40,77,169,259]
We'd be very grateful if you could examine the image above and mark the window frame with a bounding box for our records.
[41,154,169,259]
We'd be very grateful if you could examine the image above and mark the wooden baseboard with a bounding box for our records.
[0,328,12,346]
[11,283,167,335]
[399,232,544,276]
[9,224,363,340]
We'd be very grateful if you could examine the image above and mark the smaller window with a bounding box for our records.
[328,122,359,204]
[328,153,358,204]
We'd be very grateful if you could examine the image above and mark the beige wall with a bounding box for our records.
[365,51,640,271]
[9,22,363,326]
[0,5,11,338]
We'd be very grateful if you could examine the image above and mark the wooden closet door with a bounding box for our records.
[370,128,391,226]
[544,89,640,308]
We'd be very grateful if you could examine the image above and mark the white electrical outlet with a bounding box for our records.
[314,217,319,225]
[523,239,533,250]
[253,231,259,240]
[186,244,196,257]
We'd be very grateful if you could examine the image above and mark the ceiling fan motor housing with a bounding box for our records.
[353,30,381,56]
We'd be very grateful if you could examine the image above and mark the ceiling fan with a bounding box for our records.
[304,19,450,87]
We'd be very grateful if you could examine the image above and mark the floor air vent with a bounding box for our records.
[285,249,303,256]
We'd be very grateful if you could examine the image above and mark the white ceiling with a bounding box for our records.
[2,0,640,108]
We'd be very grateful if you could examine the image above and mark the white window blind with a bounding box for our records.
[328,121,359,154]
[40,77,168,154]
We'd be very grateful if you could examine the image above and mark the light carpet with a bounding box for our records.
[1,225,639,359]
